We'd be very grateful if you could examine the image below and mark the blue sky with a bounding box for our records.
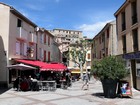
[1,0,125,38]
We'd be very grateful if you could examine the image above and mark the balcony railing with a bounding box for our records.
[17,27,28,40]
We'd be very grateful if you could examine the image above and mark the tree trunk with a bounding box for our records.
[80,63,83,80]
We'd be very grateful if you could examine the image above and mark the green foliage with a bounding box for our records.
[69,39,90,66]
[91,56,128,80]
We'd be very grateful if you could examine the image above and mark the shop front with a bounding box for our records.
[123,52,140,90]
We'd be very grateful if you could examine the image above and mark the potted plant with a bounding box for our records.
[91,56,128,98]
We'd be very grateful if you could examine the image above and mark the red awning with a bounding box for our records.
[16,60,67,71]
[40,63,67,71]
[16,59,48,67]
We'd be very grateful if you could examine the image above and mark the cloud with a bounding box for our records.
[25,4,45,11]
[77,20,112,38]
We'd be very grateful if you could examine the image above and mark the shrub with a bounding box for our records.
[91,56,128,80]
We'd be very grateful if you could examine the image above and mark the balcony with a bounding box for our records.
[17,27,28,40]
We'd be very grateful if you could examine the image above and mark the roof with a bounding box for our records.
[114,0,128,16]
[93,20,116,39]
[0,2,37,27]
[53,28,82,32]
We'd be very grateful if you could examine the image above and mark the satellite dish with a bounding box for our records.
[35,27,39,31]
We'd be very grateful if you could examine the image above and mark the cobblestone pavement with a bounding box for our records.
[0,78,140,105]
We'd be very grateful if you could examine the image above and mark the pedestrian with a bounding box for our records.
[81,73,89,90]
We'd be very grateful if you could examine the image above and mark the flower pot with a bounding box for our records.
[101,79,118,98]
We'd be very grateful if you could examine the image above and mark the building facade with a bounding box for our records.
[91,20,117,61]
[0,3,60,87]
[37,28,60,62]
[115,0,140,89]
[49,29,92,75]
[49,29,83,65]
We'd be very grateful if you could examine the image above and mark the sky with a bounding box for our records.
[1,0,125,38]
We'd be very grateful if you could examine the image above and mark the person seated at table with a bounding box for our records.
[20,76,29,91]
[47,76,53,81]
[13,76,22,91]
[30,76,39,91]
[27,75,33,90]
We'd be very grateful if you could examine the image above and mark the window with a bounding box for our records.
[23,43,27,56]
[136,61,140,77]
[17,19,22,27]
[40,34,44,44]
[44,50,46,62]
[39,48,43,58]
[20,42,24,55]
[132,29,138,52]
[48,51,50,62]
[131,0,137,25]
[87,53,90,59]
[16,42,20,55]
[99,36,101,44]
[102,34,105,42]
[121,11,126,31]
[91,43,93,49]
[87,61,91,66]
[48,36,50,46]
[107,28,109,38]
[122,35,126,54]
[136,69,140,77]
[16,41,26,56]
[106,48,108,56]
[44,34,46,44]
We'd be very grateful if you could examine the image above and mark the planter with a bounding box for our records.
[101,79,118,98]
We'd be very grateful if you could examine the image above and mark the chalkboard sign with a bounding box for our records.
[118,80,132,97]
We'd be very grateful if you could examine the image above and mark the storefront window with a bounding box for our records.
[136,60,140,77]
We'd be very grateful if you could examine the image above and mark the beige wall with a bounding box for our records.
[0,3,37,86]
[37,29,60,62]
[9,12,37,60]
[116,0,140,55]
[0,4,10,85]
[91,21,117,62]
[115,0,140,89]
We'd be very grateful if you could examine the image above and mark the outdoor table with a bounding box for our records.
[60,80,67,89]
[38,80,56,91]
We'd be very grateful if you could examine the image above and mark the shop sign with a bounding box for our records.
[123,52,140,59]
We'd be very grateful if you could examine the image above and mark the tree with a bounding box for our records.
[69,39,91,79]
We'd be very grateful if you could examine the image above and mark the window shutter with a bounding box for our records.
[23,43,27,56]
[16,42,20,55]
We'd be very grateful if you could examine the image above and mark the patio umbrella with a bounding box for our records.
[7,63,36,70]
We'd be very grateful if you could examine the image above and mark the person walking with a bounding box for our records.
[81,73,89,90]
